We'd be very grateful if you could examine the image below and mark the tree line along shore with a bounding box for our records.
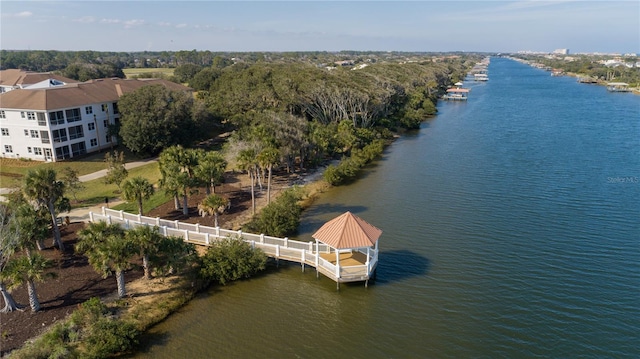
[1,51,485,358]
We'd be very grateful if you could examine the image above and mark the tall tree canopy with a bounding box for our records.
[118,85,205,155]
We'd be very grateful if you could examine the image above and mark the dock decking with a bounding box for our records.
[90,208,378,287]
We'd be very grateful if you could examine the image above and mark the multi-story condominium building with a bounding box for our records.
[0,75,190,162]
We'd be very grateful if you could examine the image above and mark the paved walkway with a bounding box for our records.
[1,157,157,222]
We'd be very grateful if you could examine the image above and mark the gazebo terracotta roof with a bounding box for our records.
[312,211,382,249]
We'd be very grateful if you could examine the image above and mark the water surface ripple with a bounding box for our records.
[134,58,639,358]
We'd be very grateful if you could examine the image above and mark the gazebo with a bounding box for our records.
[312,211,382,288]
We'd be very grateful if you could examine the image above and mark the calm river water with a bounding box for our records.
[134,58,639,358]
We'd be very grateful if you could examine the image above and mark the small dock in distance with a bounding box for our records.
[91,208,382,289]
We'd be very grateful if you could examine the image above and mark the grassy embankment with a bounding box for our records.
[0,148,169,210]
[122,68,175,79]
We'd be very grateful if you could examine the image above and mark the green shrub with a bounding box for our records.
[243,187,303,237]
[82,319,139,359]
[199,237,267,285]
[323,140,385,186]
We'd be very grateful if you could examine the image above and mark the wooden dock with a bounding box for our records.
[90,208,378,287]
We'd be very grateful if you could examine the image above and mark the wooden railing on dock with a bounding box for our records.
[90,208,377,284]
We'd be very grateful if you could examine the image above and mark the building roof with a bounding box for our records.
[0,78,192,111]
[0,69,77,87]
[312,211,382,249]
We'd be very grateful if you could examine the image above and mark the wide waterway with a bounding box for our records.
[134,58,639,358]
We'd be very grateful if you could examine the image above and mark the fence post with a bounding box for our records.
[102,206,106,216]
[251,240,255,249]
[284,237,288,248]
[89,212,94,222]
[301,250,306,272]
[260,234,264,243]
[195,223,200,233]
[237,230,242,240]
[137,214,142,222]
[216,227,220,236]
[205,233,210,245]
[107,215,112,225]
[162,226,167,236]
[184,229,189,242]
[309,242,313,251]
[276,245,280,257]
[125,219,129,229]
[156,217,160,226]
[175,220,179,229]
[119,210,124,219]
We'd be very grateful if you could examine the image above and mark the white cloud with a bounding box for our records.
[123,19,144,29]
[175,23,187,28]
[74,16,96,23]
[100,18,121,24]
[16,11,33,18]
[158,22,172,27]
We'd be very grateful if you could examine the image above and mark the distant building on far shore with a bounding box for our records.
[553,49,569,55]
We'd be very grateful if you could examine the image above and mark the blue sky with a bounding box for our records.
[1,1,638,53]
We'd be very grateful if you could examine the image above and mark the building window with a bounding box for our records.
[85,106,93,115]
[90,138,98,147]
[105,134,111,143]
[4,145,12,153]
[68,125,84,140]
[21,112,25,118]
[87,122,95,131]
[65,108,81,123]
[40,131,50,144]
[33,147,43,156]
[30,130,39,138]
[27,147,32,153]
[0,111,5,119]
[55,146,70,160]
[49,111,65,125]
[70,141,86,157]
[37,112,47,126]
[52,128,68,143]
[104,120,109,128]
[101,104,109,112]
[112,102,119,114]
[26,112,36,120]
[24,129,29,136]
[1,128,9,136]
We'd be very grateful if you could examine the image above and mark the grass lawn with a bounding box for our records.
[123,68,174,79]
[72,162,162,207]
[111,190,172,215]
[0,146,151,189]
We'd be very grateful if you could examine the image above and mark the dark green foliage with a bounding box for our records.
[199,238,267,285]
[243,187,303,237]
[173,64,203,83]
[149,235,198,277]
[82,319,139,359]
[11,297,139,359]
[118,85,205,155]
[324,140,385,186]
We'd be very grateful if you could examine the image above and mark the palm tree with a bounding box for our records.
[23,168,66,251]
[257,147,280,204]
[125,225,162,280]
[159,146,200,216]
[198,194,229,228]
[237,148,258,216]
[0,206,23,312]
[3,253,54,312]
[15,203,50,252]
[195,151,227,195]
[122,176,155,216]
[77,222,136,298]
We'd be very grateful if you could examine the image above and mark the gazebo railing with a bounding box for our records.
[91,208,375,283]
